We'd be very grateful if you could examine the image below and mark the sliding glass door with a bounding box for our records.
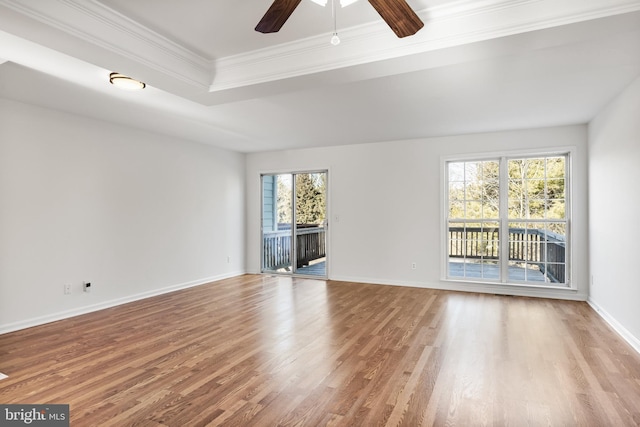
[261,171,327,277]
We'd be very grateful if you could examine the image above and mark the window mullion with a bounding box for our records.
[499,157,509,282]
[444,152,570,287]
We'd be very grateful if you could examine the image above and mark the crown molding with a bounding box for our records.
[211,0,640,91]
[1,0,639,95]
[0,0,212,89]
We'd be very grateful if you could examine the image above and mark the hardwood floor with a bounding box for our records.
[1,275,640,426]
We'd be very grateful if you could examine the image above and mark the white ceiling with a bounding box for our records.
[100,0,446,58]
[0,0,639,152]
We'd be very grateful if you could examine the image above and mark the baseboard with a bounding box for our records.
[329,275,587,301]
[0,271,245,335]
[587,299,640,355]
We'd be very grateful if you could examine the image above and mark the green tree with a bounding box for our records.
[295,173,326,224]
[448,160,499,219]
[449,157,565,232]
[276,173,326,225]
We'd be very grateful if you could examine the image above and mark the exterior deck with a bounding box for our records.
[448,260,548,282]
[287,260,550,283]
[449,226,566,283]
[296,258,326,276]
[264,226,566,284]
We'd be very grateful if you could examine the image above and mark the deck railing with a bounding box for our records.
[449,227,566,283]
[263,225,326,271]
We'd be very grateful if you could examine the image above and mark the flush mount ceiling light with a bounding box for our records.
[109,72,146,90]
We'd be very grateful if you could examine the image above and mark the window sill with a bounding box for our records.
[441,277,577,292]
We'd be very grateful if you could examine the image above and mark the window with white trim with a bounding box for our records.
[445,153,570,286]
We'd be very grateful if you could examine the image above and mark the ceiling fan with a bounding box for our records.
[255,0,424,38]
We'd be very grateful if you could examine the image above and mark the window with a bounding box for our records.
[445,153,570,286]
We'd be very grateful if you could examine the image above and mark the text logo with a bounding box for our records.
[1,405,69,426]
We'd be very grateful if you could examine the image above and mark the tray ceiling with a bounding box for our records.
[0,0,639,152]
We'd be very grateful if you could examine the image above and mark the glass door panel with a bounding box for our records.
[294,172,327,277]
[262,174,293,274]
[261,171,328,277]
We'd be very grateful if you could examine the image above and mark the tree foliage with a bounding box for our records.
[295,173,326,224]
[507,157,565,221]
[277,176,292,224]
[277,173,326,225]
[449,157,566,232]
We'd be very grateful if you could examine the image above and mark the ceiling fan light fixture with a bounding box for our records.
[256,0,423,37]
[109,72,146,90]
[329,0,341,45]
[308,0,358,6]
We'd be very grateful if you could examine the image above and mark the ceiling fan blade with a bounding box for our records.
[255,0,303,33]
[367,0,424,38]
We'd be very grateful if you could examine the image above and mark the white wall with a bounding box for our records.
[588,76,640,352]
[0,99,245,333]
[246,125,589,300]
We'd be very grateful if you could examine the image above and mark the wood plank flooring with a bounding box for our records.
[1,274,640,426]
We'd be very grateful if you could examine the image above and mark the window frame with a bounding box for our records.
[441,148,574,289]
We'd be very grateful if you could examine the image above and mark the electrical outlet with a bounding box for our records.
[227,256,231,263]
[64,284,71,295]
[411,262,417,270]
[83,282,91,293]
